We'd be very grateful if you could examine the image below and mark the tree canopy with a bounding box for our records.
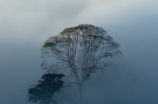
[41,24,121,82]
[28,73,65,104]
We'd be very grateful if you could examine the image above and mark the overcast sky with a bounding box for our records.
[0,0,158,104]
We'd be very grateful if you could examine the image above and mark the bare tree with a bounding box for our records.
[41,24,122,104]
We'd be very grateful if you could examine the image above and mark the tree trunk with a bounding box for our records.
[79,84,83,104]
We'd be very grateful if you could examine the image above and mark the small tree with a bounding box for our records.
[41,24,122,104]
[28,73,65,104]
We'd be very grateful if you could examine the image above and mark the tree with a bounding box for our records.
[28,73,65,104]
[41,24,122,104]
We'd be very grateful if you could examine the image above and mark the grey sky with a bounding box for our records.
[0,0,158,104]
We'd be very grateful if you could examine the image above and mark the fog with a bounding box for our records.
[0,0,158,104]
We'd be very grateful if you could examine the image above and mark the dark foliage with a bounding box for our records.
[28,73,65,104]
